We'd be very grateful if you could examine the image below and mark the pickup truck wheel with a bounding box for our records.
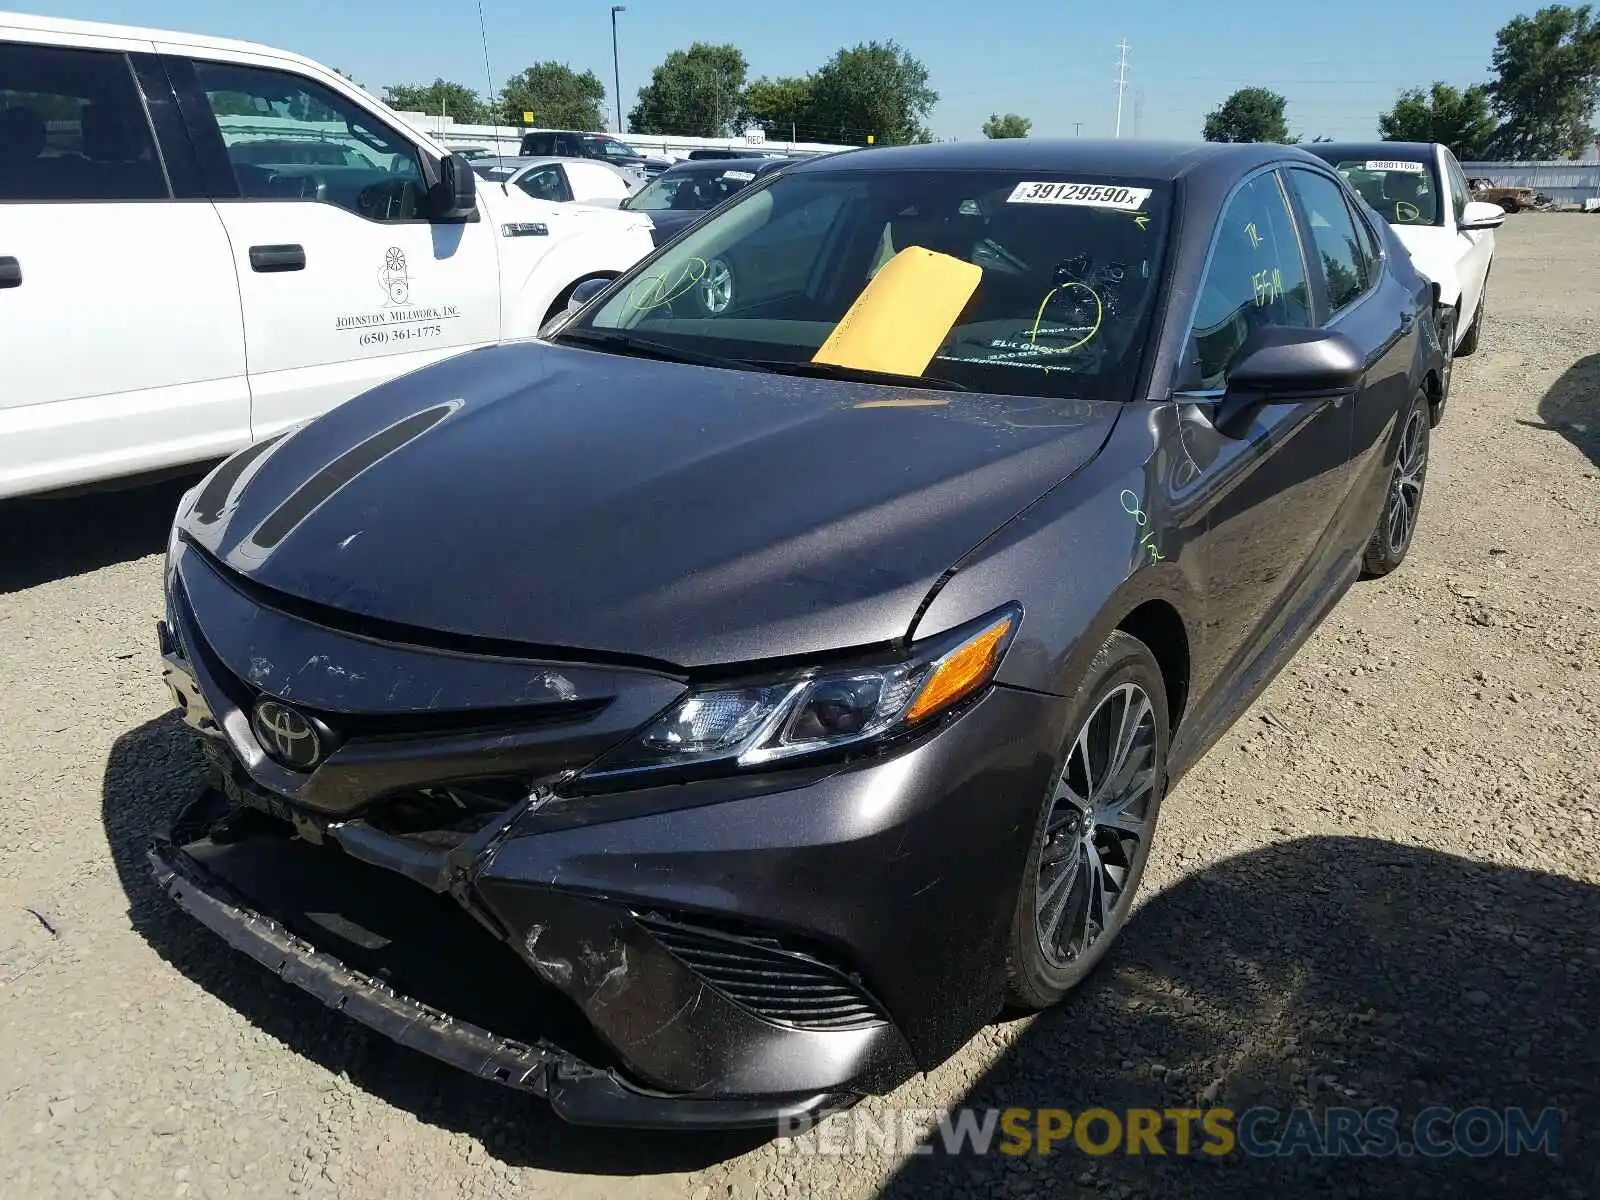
[543,274,617,329]
[1498,199,1520,214]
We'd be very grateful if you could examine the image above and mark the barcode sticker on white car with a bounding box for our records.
[722,169,756,181]
[1365,160,1426,173]
[1006,182,1152,210]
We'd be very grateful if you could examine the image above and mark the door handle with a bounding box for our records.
[0,256,20,289]
[1398,310,1414,333]
[249,244,306,273]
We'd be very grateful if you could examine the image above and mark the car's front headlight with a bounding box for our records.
[577,605,1020,785]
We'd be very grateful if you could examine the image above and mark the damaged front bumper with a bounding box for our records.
[148,789,857,1130]
[149,542,1065,1128]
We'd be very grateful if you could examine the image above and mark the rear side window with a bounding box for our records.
[0,41,167,202]
[1288,168,1372,315]
[1186,170,1312,388]
[517,164,572,203]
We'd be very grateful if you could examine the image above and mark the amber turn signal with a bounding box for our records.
[904,614,1016,724]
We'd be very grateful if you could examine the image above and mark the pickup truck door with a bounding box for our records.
[0,34,249,498]
[159,50,502,440]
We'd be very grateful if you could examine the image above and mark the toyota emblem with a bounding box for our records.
[251,699,324,771]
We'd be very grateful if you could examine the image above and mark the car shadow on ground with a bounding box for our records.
[1530,351,1600,472]
[0,472,205,595]
[874,834,1597,1199]
[100,713,766,1175]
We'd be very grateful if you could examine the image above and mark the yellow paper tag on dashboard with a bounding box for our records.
[812,247,981,378]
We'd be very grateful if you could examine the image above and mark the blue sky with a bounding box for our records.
[28,0,1529,141]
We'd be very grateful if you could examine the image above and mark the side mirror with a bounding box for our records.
[1213,326,1364,437]
[1459,199,1506,231]
[431,152,477,221]
[567,276,612,315]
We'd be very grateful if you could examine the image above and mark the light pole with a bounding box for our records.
[610,6,626,134]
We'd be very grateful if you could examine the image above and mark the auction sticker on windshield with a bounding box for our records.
[1007,182,1152,210]
[722,170,756,181]
[1365,160,1426,173]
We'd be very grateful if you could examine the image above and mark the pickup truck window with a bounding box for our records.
[0,42,167,202]
[189,61,430,222]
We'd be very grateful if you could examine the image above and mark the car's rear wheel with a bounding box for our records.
[1454,282,1487,357]
[1361,390,1430,578]
[1005,630,1169,1010]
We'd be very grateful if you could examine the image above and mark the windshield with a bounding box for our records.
[572,169,1173,401]
[1332,157,1442,226]
[585,136,641,160]
[624,168,758,212]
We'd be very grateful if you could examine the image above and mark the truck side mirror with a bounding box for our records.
[431,153,477,221]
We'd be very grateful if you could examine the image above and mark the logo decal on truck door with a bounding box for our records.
[335,246,462,346]
[379,246,410,306]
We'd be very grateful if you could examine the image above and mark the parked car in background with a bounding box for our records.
[1468,178,1537,213]
[153,138,1442,1129]
[517,130,657,187]
[0,12,654,500]
[470,155,636,207]
[685,147,783,161]
[620,155,792,245]
[1306,140,1502,409]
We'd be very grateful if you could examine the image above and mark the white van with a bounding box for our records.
[0,12,656,499]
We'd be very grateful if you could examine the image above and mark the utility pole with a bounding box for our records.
[1133,89,1145,138]
[1114,39,1131,138]
[611,6,626,134]
[1072,121,1082,137]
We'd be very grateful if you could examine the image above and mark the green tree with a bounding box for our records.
[629,43,749,136]
[982,112,1032,138]
[1202,87,1292,143]
[498,62,607,130]
[1377,83,1498,159]
[382,79,491,124]
[1487,4,1600,159]
[804,41,937,145]
[740,75,814,138]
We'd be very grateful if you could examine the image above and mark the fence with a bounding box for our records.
[1460,160,1600,207]
[392,113,854,161]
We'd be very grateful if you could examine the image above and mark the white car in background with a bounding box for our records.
[468,155,637,208]
[0,11,655,500]
[1307,140,1504,410]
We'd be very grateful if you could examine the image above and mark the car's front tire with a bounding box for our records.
[1005,630,1169,1010]
[1433,306,1457,423]
[1454,282,1487,357]
[1361,389,1431,578]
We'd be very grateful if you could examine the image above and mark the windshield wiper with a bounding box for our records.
[552,328,770,373]
[747,359,969,392]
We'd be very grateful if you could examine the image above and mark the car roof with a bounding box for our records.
[1301,141,1440,163]
[781,138,1331,183]
[656,157,789,177]
[0,10,328,75]
[483,156,622,172]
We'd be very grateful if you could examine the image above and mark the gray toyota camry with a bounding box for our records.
[150,139,1443,1129]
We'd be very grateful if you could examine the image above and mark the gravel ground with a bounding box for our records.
[1,216,1596,1200]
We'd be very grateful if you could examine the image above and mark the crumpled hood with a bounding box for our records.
[181,342,1118,667]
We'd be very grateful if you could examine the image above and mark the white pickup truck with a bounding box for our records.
[0,12,656,499]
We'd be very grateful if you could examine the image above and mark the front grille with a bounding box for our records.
[635,913,887,1031]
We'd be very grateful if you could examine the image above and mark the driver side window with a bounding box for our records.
[191,61,427,222]
[1186,170,1312,389]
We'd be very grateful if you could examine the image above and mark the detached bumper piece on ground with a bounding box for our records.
[150,543,1059,1129]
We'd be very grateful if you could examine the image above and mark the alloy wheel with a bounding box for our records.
[1035,682,1158,970]
[698,258,735,314]
[1386,407,1429,556]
